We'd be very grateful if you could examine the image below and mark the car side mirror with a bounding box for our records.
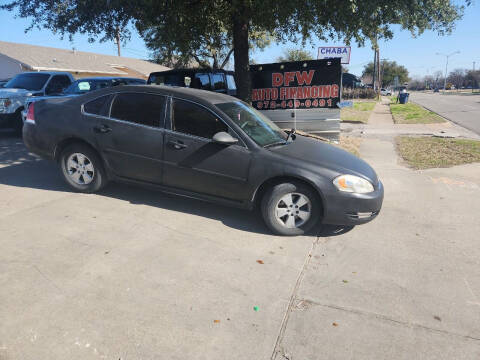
[212,131,238,145]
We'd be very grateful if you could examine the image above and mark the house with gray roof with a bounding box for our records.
[0,41,169,80]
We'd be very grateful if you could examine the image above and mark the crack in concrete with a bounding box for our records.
[270,236,319,360]
[299,299,480,342]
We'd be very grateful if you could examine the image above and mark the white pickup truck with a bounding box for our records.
[0,72,73,134]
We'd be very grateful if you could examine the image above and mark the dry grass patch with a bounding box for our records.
[341,101,376,124]
[390,103,445,124]
[396,136,480,169]
[335,136,362,157]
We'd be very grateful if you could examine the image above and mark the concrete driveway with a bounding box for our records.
[1,130,480,359]
[411,92,480,135]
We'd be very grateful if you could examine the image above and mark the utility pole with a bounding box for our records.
[372,47,377,91]
[376,47,380,95]
[473,61,476,93]
[436,51,460,92]
[115,27,121,57]
[380,58,388,90]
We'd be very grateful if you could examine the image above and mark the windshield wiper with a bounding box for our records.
[264,141,288,148]
[286,128,296,142]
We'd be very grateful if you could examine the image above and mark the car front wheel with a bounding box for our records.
[261,181,321,236]
[60,144,107,193]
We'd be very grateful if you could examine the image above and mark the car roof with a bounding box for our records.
[72,77,145,82]
[79,84,237,105]
[20,71,72,76]
[149,69,235,76]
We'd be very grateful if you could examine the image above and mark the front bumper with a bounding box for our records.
[322,180,384,226]
[0,113,15,127]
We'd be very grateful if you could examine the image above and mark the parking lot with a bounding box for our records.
[1,130,480,359]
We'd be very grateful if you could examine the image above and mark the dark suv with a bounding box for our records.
[147,69,237,96]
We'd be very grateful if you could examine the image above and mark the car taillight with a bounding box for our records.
[26,103,35,124]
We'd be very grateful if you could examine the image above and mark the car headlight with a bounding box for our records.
[333,175,374,194]
[0,98,12,107]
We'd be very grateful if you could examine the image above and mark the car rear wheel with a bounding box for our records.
[261,181,320,236]
[60,144,107,193]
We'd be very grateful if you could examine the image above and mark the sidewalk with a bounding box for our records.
[342,100,480,140]
[276,100,480,360]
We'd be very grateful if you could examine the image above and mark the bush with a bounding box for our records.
[342,87,377,99]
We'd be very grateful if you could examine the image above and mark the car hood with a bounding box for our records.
[269,135,379,184]
[0,88,32,98]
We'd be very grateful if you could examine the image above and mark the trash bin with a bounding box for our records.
[399,93,409,104]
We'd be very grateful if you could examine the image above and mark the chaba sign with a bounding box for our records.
[250,58,341,111]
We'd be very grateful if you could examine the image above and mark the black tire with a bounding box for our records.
[261,181,321,236]
[59,143,107,193]
[12,109,24,136]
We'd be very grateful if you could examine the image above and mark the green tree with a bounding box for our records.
[363,60,409,87]
[276,49,314,62]
[2,0,468,101]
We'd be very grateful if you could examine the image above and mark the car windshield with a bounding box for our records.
[4,73,50,91]
[64,79,114,94]
[216,101,288,147]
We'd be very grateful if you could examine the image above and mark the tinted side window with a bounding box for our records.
[110,93,165,127]
[83,94,113,116]
[46,75,71,94]
[226,74,237,90]
[212,73,226,91]
[194,74,211,90]
[172,99,227,139]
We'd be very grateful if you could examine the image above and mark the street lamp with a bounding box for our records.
[436,51,460,92]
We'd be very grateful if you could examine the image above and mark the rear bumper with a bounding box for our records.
[23,122,54,160]
[322,181,384,226]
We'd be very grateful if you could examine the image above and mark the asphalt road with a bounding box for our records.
[410,92,480,135]
[1,129,480,359]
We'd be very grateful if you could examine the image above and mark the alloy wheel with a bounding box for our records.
[275,192,311,228]
[66,153,95,185]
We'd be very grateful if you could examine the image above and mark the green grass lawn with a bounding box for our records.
[390,103,446,124]
[341,101,376,123]
[396,136,480,169]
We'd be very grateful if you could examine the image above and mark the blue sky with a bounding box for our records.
[0,1,479,78]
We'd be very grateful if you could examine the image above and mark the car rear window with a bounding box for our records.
[211,73,226,91]
[83,94,113,116]
[110,93,166,127]
[226,74,236,90]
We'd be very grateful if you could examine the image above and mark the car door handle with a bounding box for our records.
[168,140,187,150]
[93,125,112,134]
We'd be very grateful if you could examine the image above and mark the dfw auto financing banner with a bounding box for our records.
[250,58,341,111]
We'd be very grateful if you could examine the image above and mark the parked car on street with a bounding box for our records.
[0,71,74,133]
[23,85,383,236]
[147,69,237,96]
[380,88,392,96]
[0,79,10,88]
[22,77,146,122]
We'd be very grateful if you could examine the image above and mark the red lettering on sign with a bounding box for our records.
[272,73,283,87]
[284,72,295,86]
[280,87,286,100]
[302,87,311,99]
[320,85,331,98]
[271,88,278,100]
[296,70,315,85]
[311,86,319,98]
[331,84,339,98]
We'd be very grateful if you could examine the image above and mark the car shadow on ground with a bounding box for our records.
[0,133,353,237]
